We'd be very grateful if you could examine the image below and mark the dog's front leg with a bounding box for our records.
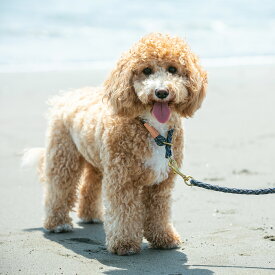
[103,176,144,255]
[143,173,181,249]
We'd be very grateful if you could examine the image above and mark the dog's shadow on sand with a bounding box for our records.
[25,223,213,275]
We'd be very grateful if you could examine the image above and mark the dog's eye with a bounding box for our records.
[142,67,153,75]
[167,66,177,74]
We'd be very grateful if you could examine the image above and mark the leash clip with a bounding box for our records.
[168,157,193,186]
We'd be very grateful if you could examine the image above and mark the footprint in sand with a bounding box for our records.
[263,235,275,241]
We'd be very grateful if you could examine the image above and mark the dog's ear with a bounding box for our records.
[176,51,207,117]
[104,54,141,117]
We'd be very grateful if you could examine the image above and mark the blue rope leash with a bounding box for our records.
[189,178,275,195]
[153,130,275,195]
[168,156,275,195]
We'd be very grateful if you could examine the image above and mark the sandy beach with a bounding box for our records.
[0,65,275,274]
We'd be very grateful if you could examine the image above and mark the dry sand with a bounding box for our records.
[0,65,275,274]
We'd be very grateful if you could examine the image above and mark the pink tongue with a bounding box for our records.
[152,102,171,123]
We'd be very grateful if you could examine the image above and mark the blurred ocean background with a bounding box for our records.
[1,0,275,72]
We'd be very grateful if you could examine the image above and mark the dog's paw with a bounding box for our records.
[147,230,182,249]
[47,224,73,233]
[108,240,141,256]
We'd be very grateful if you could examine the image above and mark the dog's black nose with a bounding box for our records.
[155,89,169,99]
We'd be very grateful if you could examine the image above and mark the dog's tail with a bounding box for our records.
[21,147,46,182]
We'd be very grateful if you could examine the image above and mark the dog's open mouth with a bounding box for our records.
[152,102,171,123]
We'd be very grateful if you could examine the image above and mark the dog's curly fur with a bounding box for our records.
[24,33,207,255]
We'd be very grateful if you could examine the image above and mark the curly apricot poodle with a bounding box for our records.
[23,33,207,255]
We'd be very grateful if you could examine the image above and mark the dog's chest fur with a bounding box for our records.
[142,114,171,184]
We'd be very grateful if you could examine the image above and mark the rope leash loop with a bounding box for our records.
[139,118,275,195]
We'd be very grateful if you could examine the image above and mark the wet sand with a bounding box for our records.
[0,65,275,274]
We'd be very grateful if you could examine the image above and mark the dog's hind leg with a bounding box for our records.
[77,162,103,223]
[43,121,84,233]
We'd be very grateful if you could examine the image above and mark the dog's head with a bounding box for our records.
[104,33,207,123]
